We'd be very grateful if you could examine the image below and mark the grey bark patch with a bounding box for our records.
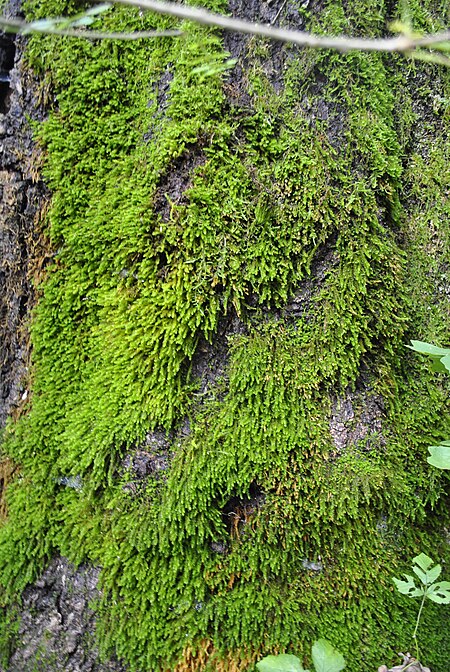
[282,239,338,323]
[121,429,173,494]
[143,67,173,143]
[378,653,431,672]
[5,557,127,672]
[155,68,173,110]
[302,558,323,572]
[329,386,385,454]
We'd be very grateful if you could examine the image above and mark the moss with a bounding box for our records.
[1,0,450,670]
[0,603,20,669]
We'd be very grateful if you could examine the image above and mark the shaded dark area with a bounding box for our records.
[282,234,338,323]
[220,481,265,544]
[223,0,296,106]
[0,33,15,114]
[153,147,207,223]
[121,314,247,498]
[188,313,247,396]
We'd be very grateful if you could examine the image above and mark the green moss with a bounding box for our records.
[0,603,20,669]
[1,0,450,670]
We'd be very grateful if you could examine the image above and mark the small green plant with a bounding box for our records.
[21,3,112,34]
[393,553,450,662]
[191,53,237,79]
[407,340,450,468]
[256,638,345,672]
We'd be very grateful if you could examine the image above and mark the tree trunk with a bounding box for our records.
[1,0,449,670]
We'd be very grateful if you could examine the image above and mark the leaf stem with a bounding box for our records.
[413,591,427,661]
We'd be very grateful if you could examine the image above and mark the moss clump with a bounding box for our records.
[1,0,450,670]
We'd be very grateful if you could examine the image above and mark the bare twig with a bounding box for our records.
[0,0,449,56]
[0,15,182,39]
[116,0,450,53]
[270,0,288,26]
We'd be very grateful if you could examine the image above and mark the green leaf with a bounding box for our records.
[407,341,450,357]
[58,4,111,30]
[84,3,112,16]
[389,20,413,34]
[426,581,450,604]
[413,554,434,571]
[393,575,423,597]
[441,354,450,373]
[431,41,450,52]
[70,16,95,27]
[311,639,346,672]
[431,358,448,372]
[26,18,59,31]
[256,654,305,672]
[192,58,237,78]
[413,565,428,584]
[412,557,441,585]
[427,445,450,469]
[407,341,450,370]
[426,563,442,584]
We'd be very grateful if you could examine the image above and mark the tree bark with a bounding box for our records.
[1,0,449,671]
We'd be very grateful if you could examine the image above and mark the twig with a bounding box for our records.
[0,15,182,39]
[270,0,288,27]
[1,0,449,55]
[115,0,450,53]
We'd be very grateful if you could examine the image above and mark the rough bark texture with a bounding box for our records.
[6,557,126,672]
[0,0,449,671]
[0,24,41,430]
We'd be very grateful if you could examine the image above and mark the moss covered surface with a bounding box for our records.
[1,0,450,669]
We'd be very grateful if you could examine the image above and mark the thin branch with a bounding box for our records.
[0,15,182,39]
[116,0,450,53]
[414,32,450,47]
[1,0,449,55]
[271,0,288,27]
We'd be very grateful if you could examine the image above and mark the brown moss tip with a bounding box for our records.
[0,458,18,520]
[170,639,256,672]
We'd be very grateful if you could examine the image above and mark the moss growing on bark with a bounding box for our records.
[1,0,450,670]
